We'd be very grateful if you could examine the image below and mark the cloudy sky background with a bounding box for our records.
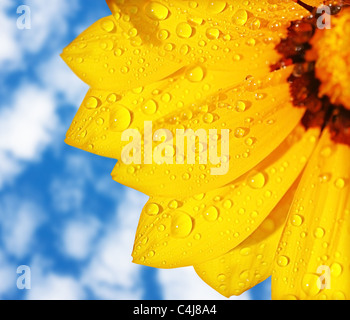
[0,0,270,300]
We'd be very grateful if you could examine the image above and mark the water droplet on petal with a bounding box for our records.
[301,274,321,296]
[203,206,219,221]
[101,19,115,32]
[206,28,220,39]
[142,99,158,115]
[235,100,247,112]
[171,212,193,238]
[234,127,249,138]
[186,66,205,82]
[314,227,325,239]
[145,203,161,216]
[176,22,193,38]
[233,9,248,26]
[291,214,303,227]
[247,171,266,189]
[330,263,343,277]
[145,1,169,20]
[84,96,99,109]
[334,178,346,189]
[277,255,290,267]
[109,105,132,131]
[208,1,226,14]
[217,274,226,282]
[223,199,232,209]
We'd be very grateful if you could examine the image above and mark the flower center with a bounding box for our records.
[272,1,350,145]
[313,7,350,110]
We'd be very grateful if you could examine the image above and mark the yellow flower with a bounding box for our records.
[61,0,350,299]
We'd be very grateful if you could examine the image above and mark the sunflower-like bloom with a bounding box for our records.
[61,0,350,299]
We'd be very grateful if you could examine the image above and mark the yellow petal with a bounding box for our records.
[112,67,306,198]
[131,126,320,268]
[194,183,297,297]
[272,128,350,300]
[65,67,265,159]
[61,0,308,91]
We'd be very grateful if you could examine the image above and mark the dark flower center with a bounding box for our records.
[271,1,350,145]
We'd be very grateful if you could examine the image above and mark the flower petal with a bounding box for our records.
[65,67,265,159]
[112,67,306,197]
[61,0,308,91]
[131,126,320,268]
[272,128,350,300]
[193,183,297,297]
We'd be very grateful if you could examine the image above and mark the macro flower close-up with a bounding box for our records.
[61,0,350,300]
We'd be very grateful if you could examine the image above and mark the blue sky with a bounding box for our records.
[0,0,270,300]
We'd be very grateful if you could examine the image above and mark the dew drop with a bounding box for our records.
[157,29,170,40]
[96,117,104,126]
[142,99,158,115]
[334,178,346,189]
[330,262,343,277]
[233,9,248,26]
[145,1,169,20]
[314,227,325,239]
[109,105,132,131]
[84,96,99,109]
[194,233,201,240]
[240,247,251,256]
[203,113,214,124]
[208,1,226,14]
[301,274,321,296]
[217,274,226,282]
[277,255,290,267]
[206,28,220,39]
[223,199,232,209]
[234,127,249,138]
[291,214,303,227]
[107,93,120,103]
[186,66,205,82]
[168,200,178,209]
[203,206,219,221]
[247,171,266,189]
[101,19,115,32]
[176,22,193,38]
[235,100,247,112]
[171,212,193,238]
[145,203,160,216]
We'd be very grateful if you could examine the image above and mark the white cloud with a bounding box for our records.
[0,0,79,69]
[37,54,88,107]
[0,196,45,258]
[0,0,21,68]
[158,268,251,300]
[29,274,85,300]
[20,0,78,52]
[82,189,148,299]
[61,216,101,260]
[0,85,57,160]
[0,85,58,188]
[28,272,85,300]
[0,251,17,297]
[0,1,77,70]
[25,255,85,300]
